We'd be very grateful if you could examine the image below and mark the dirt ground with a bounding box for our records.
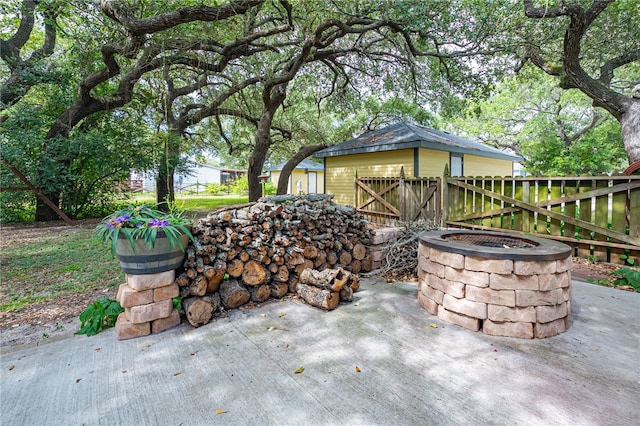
[0,220,627,350]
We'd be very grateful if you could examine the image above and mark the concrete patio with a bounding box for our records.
[1,277,638,425]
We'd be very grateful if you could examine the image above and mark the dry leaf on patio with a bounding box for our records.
[294,366,304,374]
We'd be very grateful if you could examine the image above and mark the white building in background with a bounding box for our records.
[129,163,246,194]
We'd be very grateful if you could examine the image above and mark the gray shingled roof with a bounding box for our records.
[266,158,324,172]
[314,122,523,162]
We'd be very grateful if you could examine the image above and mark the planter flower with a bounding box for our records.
[96,205,194,275]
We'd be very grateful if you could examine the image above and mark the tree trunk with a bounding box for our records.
[276,144,327,195]
[156,169,175,211]
[248,83,288,202]
[35,193,61,221]
[621,100,640,164]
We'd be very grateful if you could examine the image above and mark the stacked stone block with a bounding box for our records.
[417,243,572,339]
[115,270,181,340]
[368,227,400,270]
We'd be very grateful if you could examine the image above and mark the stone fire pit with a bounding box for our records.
[417,230,572,339]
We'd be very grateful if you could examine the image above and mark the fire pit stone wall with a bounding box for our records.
[418,230,572,339]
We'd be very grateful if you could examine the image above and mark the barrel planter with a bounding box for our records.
[116,231,190,275]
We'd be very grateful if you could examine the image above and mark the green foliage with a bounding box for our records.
[95,204,194,255]
[229,176,249,194]
[263,181,277,196]
[449,69,628,176]
[206,182,228,195]
[619,254,635,266]
[173,296,183,313]
[1,91,157,221]
[76,298,123,336]
[612,267,640,292]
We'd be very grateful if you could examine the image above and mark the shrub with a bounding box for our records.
[206,182,227,195]
[229,176,249,194]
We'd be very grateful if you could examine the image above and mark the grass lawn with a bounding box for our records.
[131,193,249,218]
[0,194,248,314]
[0,230,124,312]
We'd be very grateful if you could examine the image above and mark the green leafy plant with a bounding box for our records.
[95,204,194,255]
[612,267,640,292]
[76,298,124,336]
[619,254,636,266]
[172,296,183,313]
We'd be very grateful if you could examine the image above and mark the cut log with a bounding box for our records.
[349,274,361,292]
[227,258,244,278]
[314,250,327,268]
[296,283,339,310]
[270,282,289,298]
[352,243,367,260]
[339,285,353,302]
[327,251,338,265]
[180,275,207,297]
[361,255,373,272]
[272,265,290,283]
[183,294,220,327]
[303,245,319,259]
[303,259,314,271]
[205,259,227,293]
[239,250,251,262]
[349,260,362,274]
[294,262,306,275]
[219,279,250,309]
[286,250,305,266]
[249,284,271,302]
[299,267,349,292]
[288,273,299,294]
[339,250,352,265]
[242,260,268,286]
[175,272,190,287]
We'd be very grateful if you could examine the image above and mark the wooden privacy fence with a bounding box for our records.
[355,173,441,225]
[444,175,640,264]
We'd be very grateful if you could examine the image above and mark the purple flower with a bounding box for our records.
[149,218,169,228]
[115,214,131,224]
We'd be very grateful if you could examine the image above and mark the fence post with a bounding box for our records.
[399,166,405,221]
[354,170,358,210]
[441,164,449,227]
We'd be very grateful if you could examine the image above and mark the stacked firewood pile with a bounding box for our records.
[176,194,372,326]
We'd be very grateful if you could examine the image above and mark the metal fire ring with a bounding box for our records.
[420,230,572,261]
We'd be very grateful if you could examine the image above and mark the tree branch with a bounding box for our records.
[276,144,327,195]
[99,0,264,36]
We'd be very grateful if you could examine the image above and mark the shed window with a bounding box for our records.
[450,153,463,177]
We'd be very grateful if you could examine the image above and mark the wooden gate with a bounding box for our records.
[444,175,640,263]
[355,174,441,225]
